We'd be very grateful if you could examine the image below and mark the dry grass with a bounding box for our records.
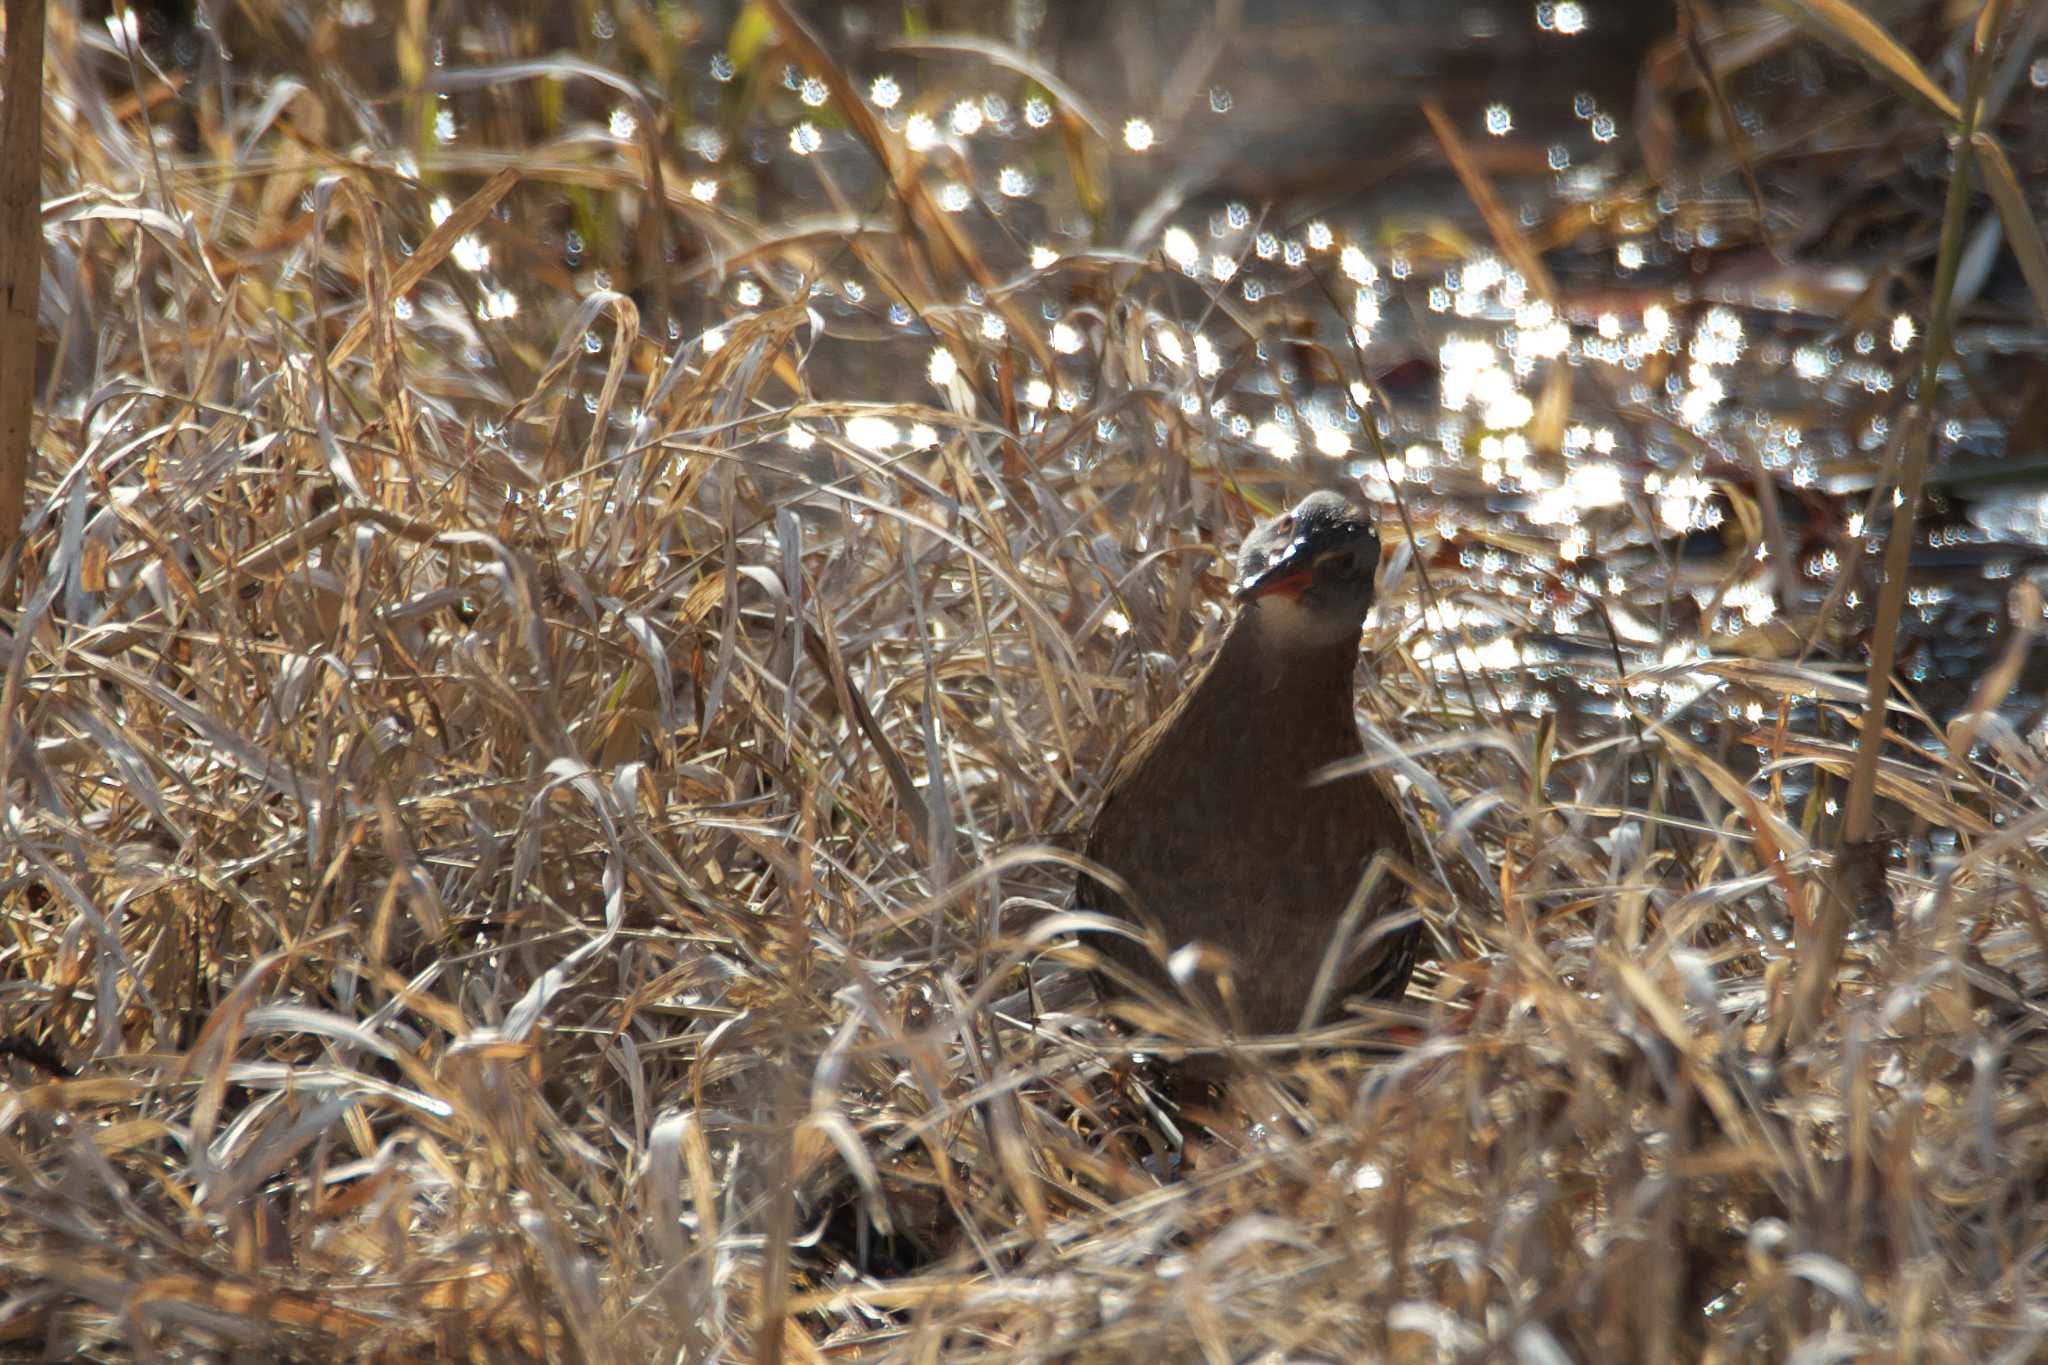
[5,1,2048,1360]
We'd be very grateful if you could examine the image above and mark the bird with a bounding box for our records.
[1077,490,1418,1037]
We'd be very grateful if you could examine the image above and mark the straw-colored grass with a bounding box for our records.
[4,2,2048,1360]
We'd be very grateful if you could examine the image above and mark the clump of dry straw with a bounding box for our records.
[3,1,2048,1360]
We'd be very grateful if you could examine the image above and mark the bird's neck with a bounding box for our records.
[1174,612,1364,752]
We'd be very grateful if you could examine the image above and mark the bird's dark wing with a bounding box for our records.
[1335,773,1421,1002]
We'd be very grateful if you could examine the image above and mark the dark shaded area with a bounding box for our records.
[1045,0,1673,205]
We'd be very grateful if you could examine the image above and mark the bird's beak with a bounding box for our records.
[1233,538,1319,603]
[1236,566,1313,602]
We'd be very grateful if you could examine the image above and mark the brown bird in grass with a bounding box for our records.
[1078,491,1418,1036]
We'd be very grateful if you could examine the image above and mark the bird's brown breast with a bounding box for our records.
[1078,618,1415,1035]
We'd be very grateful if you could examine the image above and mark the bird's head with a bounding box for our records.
[1231,491,1383,648]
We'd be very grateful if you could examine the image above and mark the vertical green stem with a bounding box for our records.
[1796,1,2004,1043]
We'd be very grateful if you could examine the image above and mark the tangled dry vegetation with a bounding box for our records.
[4,0,2048,1360]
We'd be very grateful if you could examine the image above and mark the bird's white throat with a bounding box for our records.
[1246,593,1372,652]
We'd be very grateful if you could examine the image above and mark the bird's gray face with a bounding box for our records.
[1232,492,1382,647]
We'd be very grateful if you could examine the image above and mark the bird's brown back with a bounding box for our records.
[1078,615,1416,1035]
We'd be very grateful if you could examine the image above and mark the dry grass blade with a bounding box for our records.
[323,166,519,372]
[1764,0,1962,121]
[1419,98,1559,302]
[1419,97,1569,455]
[1971,130,2048,322]
[757,0,1056,375]
[881,34,1113,141]
[1944,575,2044,766]
[1676,0,1778,255]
